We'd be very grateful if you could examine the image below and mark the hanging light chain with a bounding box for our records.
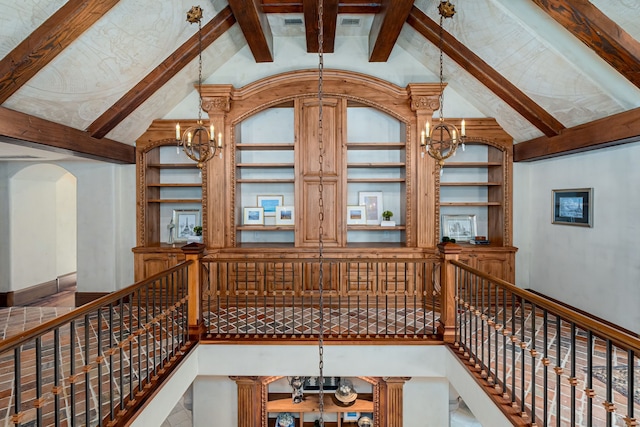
[317,0,325,425]
[197,16,203,125]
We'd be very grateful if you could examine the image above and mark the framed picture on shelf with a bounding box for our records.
[552,188,593,227]
[243,207,264,225]
[346,205,367,225]
[173,209,201,242]
[275,206,294,225]
[358,191,383,225]
[257,195,284,217]
[442,214,476,242]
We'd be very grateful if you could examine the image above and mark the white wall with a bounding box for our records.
[131,345,512,427]
[514,141,640,333]
[56,172,77,275]
[0,164,10,292]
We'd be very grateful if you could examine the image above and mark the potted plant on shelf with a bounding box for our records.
[381,210,395,227]
[188,225,203,243]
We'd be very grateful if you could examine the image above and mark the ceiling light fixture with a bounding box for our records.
[175,5,222,169]
[421,1,465,168]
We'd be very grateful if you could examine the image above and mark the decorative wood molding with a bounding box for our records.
[88,6,236,139]
[75,292,108,307]
[531,0,640,90]
[0,273,76,307]
[368,0,415,62]
[0,0,121,104]
[514,106,640,161]
[228,0,273,62]
[0,107,135,164]
[406,5,565,138]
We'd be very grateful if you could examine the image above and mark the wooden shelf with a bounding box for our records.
[236,163,295,168]
[147,183,202,187]
[236,225,295,231]
[267,394,374,413]
[440,201,501,206]
[237,179,295,184]
[346,142,405,150]
[347,225,405,230]
[440,182,501,186]
[442,162,501,168]
[347,178,405,183]
[146,163,198,169]
[147,199,202,203]
[236,143,294,150]
[347,162,405,168]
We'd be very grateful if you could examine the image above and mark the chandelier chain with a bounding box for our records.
[317,0,325,425]
[197,17,203,124]
[438,13,445,122]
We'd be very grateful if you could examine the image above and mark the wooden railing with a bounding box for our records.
[444,255,640,426]
[0,262,192,427]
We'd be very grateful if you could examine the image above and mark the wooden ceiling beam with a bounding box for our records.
[228,0,274,62]
[304,0,339,53]
[0,107,135,164]
[261,1,381,14]
[368,0,414,62]
[0,0,122,105]
[531,0,640,89]
[407,6,565,138]
[514,107,640,161]
[87,6,236,139]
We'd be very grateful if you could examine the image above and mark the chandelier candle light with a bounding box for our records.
[421,0,465,168]
[176,5,223,169]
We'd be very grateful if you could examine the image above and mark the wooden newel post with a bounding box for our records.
[437,241,462,343]
[182,243,207,341]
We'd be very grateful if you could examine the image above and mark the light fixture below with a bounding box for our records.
[176,6,222,169]
[420,1,465,167]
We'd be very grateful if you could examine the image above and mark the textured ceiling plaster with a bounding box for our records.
[590,0,640,41]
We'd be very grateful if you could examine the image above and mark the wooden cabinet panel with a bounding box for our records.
[134,250,185,282]
[299,180,341,246]
[299,98,341,176]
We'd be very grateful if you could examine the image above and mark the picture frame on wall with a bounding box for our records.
[358,191,383,225]
[275,206,294,225]
[552,188,593,227]
[257,195,284,217]
[442,214,477,242]
[243,207,264,225]
[173,209,201,242]
[346,205,367,225]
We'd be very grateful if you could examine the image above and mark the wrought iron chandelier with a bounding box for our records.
[421,1,465,167]
[176,5,222,169]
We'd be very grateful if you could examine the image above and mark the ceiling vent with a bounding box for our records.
[284,18,303,26]
[340,18,361,26]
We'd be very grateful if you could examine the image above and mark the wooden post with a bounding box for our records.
[437,241,462,343]
[229,376,261,427]
[182,242,207,341]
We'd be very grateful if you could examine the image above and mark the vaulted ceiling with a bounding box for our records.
[1,0,639,164]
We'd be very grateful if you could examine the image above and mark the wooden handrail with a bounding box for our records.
[0,260,193,353]
[451,259,640,354]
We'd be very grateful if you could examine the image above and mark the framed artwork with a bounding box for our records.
[173,209,201,242]
[552,188,593,227]
[358,191,383,225]
[257,195,284,217]
[346,205,367,225]
[275,206,294,225]
[442,214,476,242]
[243,207,264,225]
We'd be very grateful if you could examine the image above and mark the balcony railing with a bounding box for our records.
[450,258,639,426]
[0,262,192,427]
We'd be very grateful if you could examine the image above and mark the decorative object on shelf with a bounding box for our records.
[358,191,383,225]
[167,218,175,244]
[357,415,373,427]
[243,207,264,225]
[334,379,358,406]
[175,5,223,169]
[420,0,465,168]
[346,206,367,225]
[288,376,305,404]
[257,194,284,217]
[442,214,476,242]
[275,206,295,225]
[381,210,395,227]
[188,225,203,242]
[303,376,340,391]
[469,235,490,245]
[173,209,201,242]
[441,236,457,243]
[343,412,360,422]
[552,188,593,227]
[275,412,295,427]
